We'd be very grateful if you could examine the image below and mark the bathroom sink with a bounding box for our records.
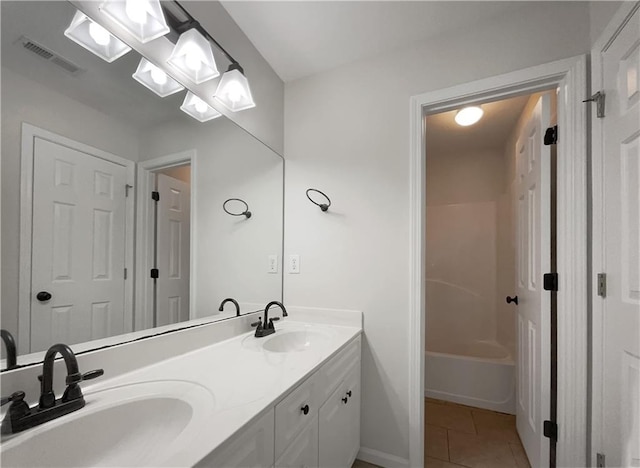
[262,329,331,353]
[0,380,214,467]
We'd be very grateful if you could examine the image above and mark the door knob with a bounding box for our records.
[36,291,52,302]
[506,295,518,305]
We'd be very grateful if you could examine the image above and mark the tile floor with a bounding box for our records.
[351,398,531,468]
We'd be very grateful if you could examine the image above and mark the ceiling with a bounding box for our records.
[221,1,536,82]
[425,94,532,155]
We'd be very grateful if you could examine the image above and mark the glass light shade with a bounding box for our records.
[64,11,131,63]
[167,29,219,84]
[99,0,169,43]
[455,106,484,126]
[180,92,222,122]
[214,64,256,112]
[132,58,184,97]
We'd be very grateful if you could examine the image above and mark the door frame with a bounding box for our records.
[589,2,640,465]
[135,149,197,331]
[408,55,588,467]
[18,123,136,354]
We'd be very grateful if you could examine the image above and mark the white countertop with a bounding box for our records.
[75,317,362,466]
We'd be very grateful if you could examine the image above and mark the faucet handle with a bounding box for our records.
[251,318,262,328]
[1,391,25,406]
[65,369,104,385]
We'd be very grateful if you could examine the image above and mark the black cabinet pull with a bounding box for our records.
[346,390,352,397]
[342,397,348,404]
[301,404,309,415]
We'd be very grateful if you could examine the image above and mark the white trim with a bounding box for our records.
[135,150,196,329]
[589,2,640,466]
[18,123,135,354]
[357,447,409,468]
[409,56,588,468]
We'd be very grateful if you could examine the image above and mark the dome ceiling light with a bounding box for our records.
[455,106,484,126]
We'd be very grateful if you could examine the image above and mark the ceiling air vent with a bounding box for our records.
[16,36,85,76]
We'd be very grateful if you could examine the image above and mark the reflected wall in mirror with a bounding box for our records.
[0,1,284,369]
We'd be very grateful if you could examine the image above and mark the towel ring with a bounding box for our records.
[223,198,252,218]
[306,188,331,212]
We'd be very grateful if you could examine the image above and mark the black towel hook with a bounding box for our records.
[306,188,331,212]
[223,198,251,218]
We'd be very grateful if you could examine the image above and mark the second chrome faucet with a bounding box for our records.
[251,301,288,338]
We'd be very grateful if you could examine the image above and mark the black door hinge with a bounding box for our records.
[543,420,558,441]
[150,268,159,279]
[544,125,558,145]
[544,273,558,291]
[151,191,160,202]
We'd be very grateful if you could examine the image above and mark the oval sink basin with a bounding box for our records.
[262,329,331,353]
[0,380,214,467]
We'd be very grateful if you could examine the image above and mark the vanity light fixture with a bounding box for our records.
[180,91,221,122]
[167,28,219,84]
[99,0,170,44]
[132,58,184,97]
[214,63,256,112]
[64,10,131,63]
[455,106,484,126]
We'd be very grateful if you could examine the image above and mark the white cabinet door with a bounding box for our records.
[514,94,552,468]
[598,7,640,467]
[275,415,318,468]
[196,409,274,468]
[275,373,318,459]
[318,364,360,468]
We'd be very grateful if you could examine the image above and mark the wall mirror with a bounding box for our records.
[1,0,284,370]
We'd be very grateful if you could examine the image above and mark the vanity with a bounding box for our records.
[0,310,362,467]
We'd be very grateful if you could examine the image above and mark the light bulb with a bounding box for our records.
[150,67,167,85]
[89,22,111,46]
[455,106,484,126]
[125,0,147,25]
[184,47,203,72]
[224,80,246,104]
[194,99,208,114]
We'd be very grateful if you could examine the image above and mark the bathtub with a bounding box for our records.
[425,340,516,414]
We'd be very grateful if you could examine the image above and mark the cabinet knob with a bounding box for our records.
[342,397,348,404]
[346,390,352,397]
[300,404,309,415]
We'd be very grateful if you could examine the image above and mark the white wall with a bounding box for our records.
[139,118,284,318]
[0,66,140,341]
[284,3,591,462]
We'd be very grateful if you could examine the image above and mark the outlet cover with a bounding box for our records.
[288,254,300,274]
[268,255,278,273]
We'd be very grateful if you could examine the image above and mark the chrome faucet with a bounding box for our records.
[1,343,103,434]
[218,297,240,316]
[1,329,17,370]
[252,301,288,338]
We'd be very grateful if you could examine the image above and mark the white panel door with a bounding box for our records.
[600,7,640,466]
[514,95,551,468]
[31,137,127,352]
[156,173,190,326]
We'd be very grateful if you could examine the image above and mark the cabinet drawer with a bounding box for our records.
[317,336,361,404]
[275,414,318,468]
[275,373,318,459]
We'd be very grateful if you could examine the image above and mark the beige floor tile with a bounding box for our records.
[426,424,449,461]
[426,402,476,434]
[471,410,520,444]
[509,442,532,468]
[448,429,519,468]
[351,460,381,468]
[426,456,468,468]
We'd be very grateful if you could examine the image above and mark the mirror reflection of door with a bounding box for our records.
[153,167,191,327]
[29,134,132,353]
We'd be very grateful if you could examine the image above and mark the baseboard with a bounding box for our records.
[357,447,410,468]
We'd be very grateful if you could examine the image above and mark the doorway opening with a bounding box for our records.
[424,91,557,467]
